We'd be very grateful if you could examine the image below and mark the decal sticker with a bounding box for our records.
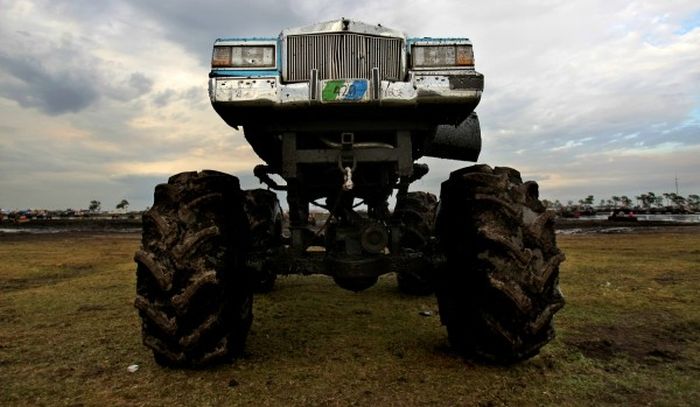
[321,79,369,102]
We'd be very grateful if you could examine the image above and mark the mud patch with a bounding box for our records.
[652,271,697,286]
[566,318,699,365]
[572,338,620,360]
[0,264,97,292]
[75,304,110,313]
[0,306,19,323]
[653,273,681,285]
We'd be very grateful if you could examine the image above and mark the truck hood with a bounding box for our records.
[281,18,405,39]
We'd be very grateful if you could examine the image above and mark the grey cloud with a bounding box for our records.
[128,72,154,95]
[0,37,154,115]
[105,72,154,102]
[152,89,177,107]
[33,0,311,64]
[0,53,100,115]
[124,0,309,62]
[183,86,204,101]
[151,86,205,108]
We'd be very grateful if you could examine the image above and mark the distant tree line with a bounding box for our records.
[0,198,136,223]
[542,192,700,214]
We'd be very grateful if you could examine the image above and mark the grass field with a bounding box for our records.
[1,229,699,406]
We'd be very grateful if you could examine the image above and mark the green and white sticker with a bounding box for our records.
[321,79,369,102]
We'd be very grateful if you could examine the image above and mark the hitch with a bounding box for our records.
[281,130,414,178]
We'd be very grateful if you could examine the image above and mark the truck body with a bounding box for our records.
[207,18,485,289]
[134,19,564,367]
[209,19,484,165]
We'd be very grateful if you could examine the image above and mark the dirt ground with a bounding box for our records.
[0,225,698,405]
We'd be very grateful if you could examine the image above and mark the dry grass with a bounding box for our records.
[1,229,698,406]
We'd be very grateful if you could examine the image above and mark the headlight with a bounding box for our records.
[212,45,275,68]
[412,45,474,68]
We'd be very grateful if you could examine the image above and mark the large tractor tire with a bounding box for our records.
[134,170,252,367]
[243,189,283,293]
[392,191,438,295]
[435,165,565,363]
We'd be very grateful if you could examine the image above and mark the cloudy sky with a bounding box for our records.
[1,0,699,210]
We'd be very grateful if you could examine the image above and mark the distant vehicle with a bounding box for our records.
[60,209,76,218]
[608,208,638,221]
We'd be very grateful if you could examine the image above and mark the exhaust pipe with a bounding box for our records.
[424,113,481,162]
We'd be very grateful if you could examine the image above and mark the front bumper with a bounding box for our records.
[209,70,483,128]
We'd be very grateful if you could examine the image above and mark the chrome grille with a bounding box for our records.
[286,33,403,82]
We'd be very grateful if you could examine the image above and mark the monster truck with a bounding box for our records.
[134,19,565,366]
